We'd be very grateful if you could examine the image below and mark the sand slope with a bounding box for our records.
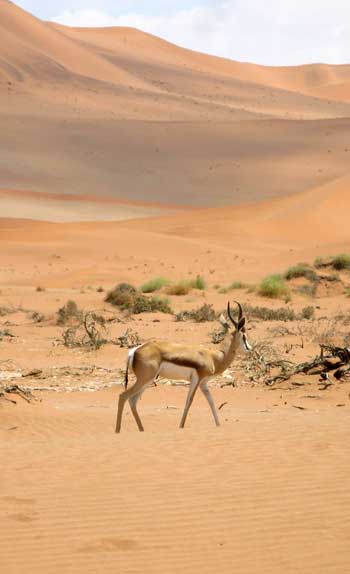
[1,0,350,206]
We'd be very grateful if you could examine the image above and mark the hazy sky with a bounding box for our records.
[15,1,350,66]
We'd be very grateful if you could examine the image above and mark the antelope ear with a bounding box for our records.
[219,314,229,327]
[238,317,246,331]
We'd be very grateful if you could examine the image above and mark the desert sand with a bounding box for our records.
[1,1,350,573]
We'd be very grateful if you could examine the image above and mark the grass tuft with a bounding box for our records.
[258,275,291,300]
[284,263,318,282]
[190,275,207,290]
[140,277,170,293]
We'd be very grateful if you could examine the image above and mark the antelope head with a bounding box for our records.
[222,301,252,352]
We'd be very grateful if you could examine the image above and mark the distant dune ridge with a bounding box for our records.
[0,0,350,220]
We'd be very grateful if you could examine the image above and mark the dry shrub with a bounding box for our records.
[105,283,137,309]
[166,282,191,296]
[105,283,172,314]
[243,304,314,322]
[62,311,108,349]
[315,254,350,271]
[0,306,15,317]
[132,295,172,314]
[57,300,82,325]
[117,328,142,348]
[176,303,217,322]
[166,275,206,296]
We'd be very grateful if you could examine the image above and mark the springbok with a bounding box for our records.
[115,301,251,432]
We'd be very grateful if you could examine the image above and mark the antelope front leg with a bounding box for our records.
[200,380,220,427]
[179,373,200,429]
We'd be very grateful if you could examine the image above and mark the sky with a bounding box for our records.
[14,1,350,66]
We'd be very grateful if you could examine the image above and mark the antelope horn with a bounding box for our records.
[227,301,238,328]
[234,301,243,322]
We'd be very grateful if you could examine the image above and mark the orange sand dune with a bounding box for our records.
[1,0,350,207]
[1,175,350,289]
[2,0,350,122]
[1,115,350,206]
[54,23,350,103]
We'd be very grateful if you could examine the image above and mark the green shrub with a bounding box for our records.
[140,277,170,293]
[190,275,207,290]
[258,275,291,300]
[285,263,318,282]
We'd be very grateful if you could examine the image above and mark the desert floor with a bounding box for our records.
[1,201,350,574]
[1,1,350,572]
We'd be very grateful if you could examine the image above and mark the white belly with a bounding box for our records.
[158,361,195,382]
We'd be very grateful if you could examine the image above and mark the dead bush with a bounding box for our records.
[62,311,108,349]
[117,328,142,348]
[57,300,82,325]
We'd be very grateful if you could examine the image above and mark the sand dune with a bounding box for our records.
[1,0,350,207]
[1,116,350,206]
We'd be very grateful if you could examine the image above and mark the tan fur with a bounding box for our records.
[115,303,250,433]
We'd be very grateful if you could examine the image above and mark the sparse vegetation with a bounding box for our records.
[296,283,318,297]
[140,277,170,293]
[284,263,318,282]
[258,275,291,300]
[175,303,217,322]
[105,283,172,314]
[331,253,350,270]
[244,304,296,322]
[36,286,45,292]
[219,281,248,293]
[314,254,350,271]
[242,303,314,322]
[132,295,172,314]
[165,275,207,296]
